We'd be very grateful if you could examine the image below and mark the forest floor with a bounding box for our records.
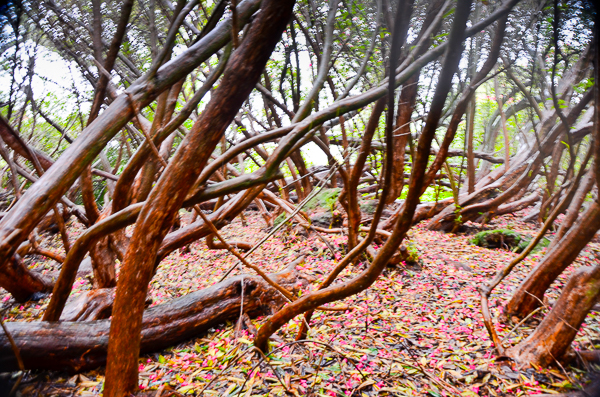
[2,207,600,397]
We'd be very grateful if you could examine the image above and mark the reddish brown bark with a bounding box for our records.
[111,64,228,213]
[88,207,120,288]
[255,0,473,351]
[0,0,260,303]
[0,254,53,303]
[206,236,252,251]
[428,89,593,231]
[104,2,296,394]
[506,265,600,366]
[505,200,600,318]
[0,116,54,171]
[80,167,101,225]
[87,0,135,124]
[539,138,565,222]
[159,188,266,263]
[339,98,386,252]
[43,204,143,322]
[388,74,418,203]
[380,14,509,231]
[549,170,596,249]
[290,151,312,200]
[60,288,115,321]
[89,235,117,289]
[387,0,447,203]
[493,191,540,217]
[0,263,309,372]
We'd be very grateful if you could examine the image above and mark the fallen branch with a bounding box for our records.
[0,261,311,372]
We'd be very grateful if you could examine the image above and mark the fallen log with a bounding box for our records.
[60,288,115,321]
[0,258,310,372]
[59,288,154,321]
[578,350,600,364]
[379,197,454,231]
[484,191,540,218]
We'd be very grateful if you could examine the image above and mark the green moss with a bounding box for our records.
[405,243,420,264]
[305,188,341,211]
[471,229,552,253]
[516,236,551,253]
[360,201,376,214]
[470,229,523,250]
[273,213,288,227]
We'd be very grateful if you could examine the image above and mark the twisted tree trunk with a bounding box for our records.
[0,0,261,302]
[505,200,600,318]
[104,1,296,394]
[0,254,53,302]
[388,73,418,203]
[548,170,595,250]
[506,265,600,366]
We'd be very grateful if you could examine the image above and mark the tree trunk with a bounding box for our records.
[549,170,595,250]
[60,288,116,321]
[466,98,476,193]
[103,2,296,395]
[254,0,473,351]
[0,262,309,372]
[339,98,386,252]
[506,265,600,367]
[89,235,118,289]
[428,90,592,231]
[0,254,53,302]
[505,200,600,318]
[539,138,565,223]
[492,191,540,217]
[290,150,312,199]
[388,74,418,203]
[0,0,261,303]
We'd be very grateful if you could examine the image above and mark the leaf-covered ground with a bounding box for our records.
[2,209,600,396]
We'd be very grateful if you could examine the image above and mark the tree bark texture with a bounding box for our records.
[388,74,418,203]
[428,89,593,231]
[506,265,600,366]
[0,263,309,372]
[0,0,261,301]
[505,200,600,318]
[0,254,53,303]
[254,0,473,351]
[549,170,596,250]
[104,1,296,395]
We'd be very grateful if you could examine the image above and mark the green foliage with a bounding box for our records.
[273,212,289,228]
[470,229,523,250]
[404,243,420,264]
[453,205,463,226]
[516,236,551,254]
[305,188,341,211]
[398,185,453,202]
[470,229,551,254]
